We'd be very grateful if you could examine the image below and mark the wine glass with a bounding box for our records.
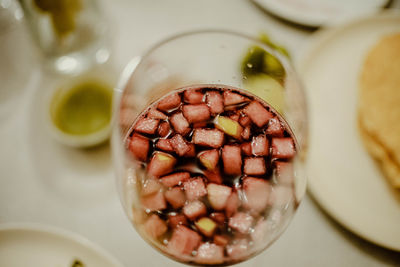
[112,30,307,266]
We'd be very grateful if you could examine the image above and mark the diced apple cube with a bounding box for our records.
[225,192,239,217]
[195,243,224,265]
[165,187,186,209]
[155,138,174,152]
[241,126,251,140]
[213,235,229,246]
[241,142,252,156]
[183,143,196,157]
[251,218,267,245]
[193,129,225,148]
[210,212,226,225]
[274,161,294,185]
[170,112,190,136]
[271,137,296,159]
[168,213,188,228]
[206,91,224,115]
[157,121,171,137]
[141,178,162,196]
[244,157,266,175]
[251,135,269,156]
[243,101,273,127]
[148,108,167,120]
[144,214,168,239]
[184,89,204,104]
[222,145,242,175]
[242,177,271,213]
[170,134,190,156]
[129,134,149,162]
[269,186,294,206]
[157,92,181,111]
[147,152,176,177]
[229,113,240,121]
[134,117,160,134]
[239,115,251,127]
[207,183,232,210]
[214,115,243,139]
[266,117,284,137]
[198,149,219,171]
[167,225,202,255]
[182,104,211,123]
[141,191,167,212]
[195,217,217,237]
[183,200,207,220]
[203,169,223,184]
[223,91,250,106]
[226,239,249,260]
[183,178,207,201]
[159,172,190,187]
[228,212,254,234]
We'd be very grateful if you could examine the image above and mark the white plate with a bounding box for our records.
[0,223,124,267]
[298,11,400,251]
[252,0,389,27]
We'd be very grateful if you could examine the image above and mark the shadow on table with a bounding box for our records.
[308,193,400,265]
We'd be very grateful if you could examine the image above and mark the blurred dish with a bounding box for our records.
[298,11,400,251]
[252,0,389,28]
[0,223,124,267]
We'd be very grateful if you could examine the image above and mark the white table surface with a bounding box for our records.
[1,0,400,266]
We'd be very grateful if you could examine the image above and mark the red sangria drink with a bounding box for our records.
[112,30,307,266]
[125,85,298,265]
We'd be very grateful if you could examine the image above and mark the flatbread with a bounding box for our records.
[358,33,400,188]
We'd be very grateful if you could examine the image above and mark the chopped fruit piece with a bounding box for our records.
[184,89,204,104]
[207,183,232,210]
[239,115,251,127]
[210,212,226,224]
[147,152,176,177]
[157,92,181,111]
[226,239,249,260]
[144,214,168,239]
[214,115,243,139]
[155,138,174,152]
[206,91,224,115]
[198,149,219,171]
[251,135,269,156]
[183,143,196,157]
[195,243,224,265]
[223,91,250,106]
[251,218,267,245]
[141,178,162,196]
[168,213,188,228]
[213,235,229,246]
[203,169,223,184]
[165,187,186,209]
[129,134,149,162]
[141,191,167,211]
[183,178,207,201]
[193,122,207,128]
[274,161,294,185]
[244,157,266,175]
[167,226,202,255]
[157,121,171,137]
[182,104,211,123]
[222,145,242,175]
[148,108,167,120]
[195,217,217,237]
[243,177,271,213]
[183,200,207,220]
[159,172,190,187]
[241,142,252,156]
[243,101,273,127]
[230,113,240,121]
[271,137,296,159]
[134,117,160,134]
[269,186,293,206]
[170,112,190,135]
[266,117,284,136]
[228,212,254,234]
[241,126,251,140]
[193,129,224,148]
[170,134,190,156]
[225,192,239,217]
